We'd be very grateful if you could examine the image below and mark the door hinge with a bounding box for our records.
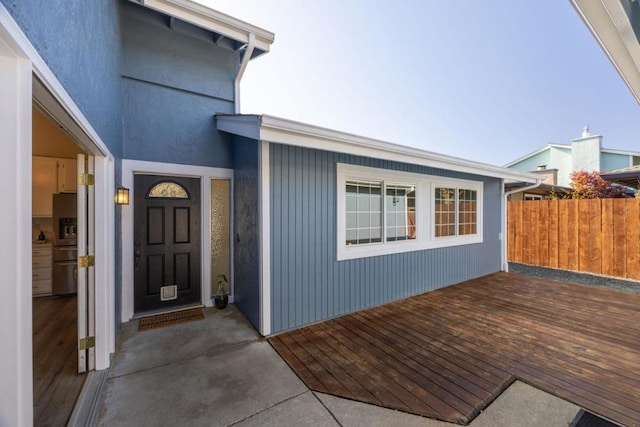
[78,255,95,268]
[79,336,95,350]
[78,173,95,186]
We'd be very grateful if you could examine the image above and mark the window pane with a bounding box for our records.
[147,181,189,199]
[435,187,456,237]
[346,212,357,229]
[345,180,382,245]
[458,189,477,236]
[346,193,357,211]
[386,184,417,242]
[346,229,357,245]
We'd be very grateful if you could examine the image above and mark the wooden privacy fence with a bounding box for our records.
[507,199,640,280]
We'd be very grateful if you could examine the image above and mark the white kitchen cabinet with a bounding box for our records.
[32,156,77,217]
[57,158,77,193]
[32,157,58,217]
[32,244,52,296]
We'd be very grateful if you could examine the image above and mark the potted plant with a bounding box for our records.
[214,274,229,309]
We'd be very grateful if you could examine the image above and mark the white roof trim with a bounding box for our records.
[505,142,640,168]
[503,143,569,168]
[132,0,274,54]
[602,147,640,157]
[216,114,540,182]
[570,0,640,105]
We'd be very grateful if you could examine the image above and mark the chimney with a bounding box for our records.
[571,126,602,175]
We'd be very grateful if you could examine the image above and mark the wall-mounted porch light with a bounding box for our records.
[115,187,130,205]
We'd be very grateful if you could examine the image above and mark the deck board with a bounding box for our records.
[268,272,640,426]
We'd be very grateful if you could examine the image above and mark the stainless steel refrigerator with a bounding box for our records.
[52,193,78,295]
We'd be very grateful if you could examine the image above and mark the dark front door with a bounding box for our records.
[134,175,201,313]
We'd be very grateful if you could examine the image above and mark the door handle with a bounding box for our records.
[134,241,141,270]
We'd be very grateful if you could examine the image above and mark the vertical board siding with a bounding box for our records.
[507,199,640,281]
[270,144,503,333]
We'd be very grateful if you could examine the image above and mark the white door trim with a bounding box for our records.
[0,47,33,427]
[259,141,271,335]
[121,159,234,322]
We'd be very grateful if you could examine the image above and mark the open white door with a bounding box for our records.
[87,155,96,371]
[77,154,96,373]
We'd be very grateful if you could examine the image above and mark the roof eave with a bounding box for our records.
[570,0,640,105]
[216,114,540,183]
[132,0,274,55]
[503,144,570,168]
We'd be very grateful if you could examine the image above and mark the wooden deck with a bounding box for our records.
[268,272,640,426]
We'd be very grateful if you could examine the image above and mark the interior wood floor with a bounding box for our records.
[269,272,640,426]
[33,296,86,427]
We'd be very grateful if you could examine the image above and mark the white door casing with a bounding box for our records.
[0,47,33,427]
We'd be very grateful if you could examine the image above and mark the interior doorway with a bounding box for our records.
[31,98,96,425]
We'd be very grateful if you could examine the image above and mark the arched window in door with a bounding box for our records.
[146,181,190,199]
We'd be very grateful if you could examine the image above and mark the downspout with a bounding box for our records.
[501,179,542,272]
[234,33,255,114]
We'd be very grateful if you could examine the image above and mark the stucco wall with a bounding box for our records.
[549,146,572,187]
[269,143,503,333]
[601,152,631,172]
[120,1,238,168]
[508,150,551,172]
[571,135,602,174]
[1,0,124,158]
[233,136,261,330]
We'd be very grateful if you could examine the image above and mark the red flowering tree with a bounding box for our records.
[569,171,626,199]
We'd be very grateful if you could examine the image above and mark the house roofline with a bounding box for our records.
[602,147,640,157]
[503,143,569,168]
[216,114,540,183]
[569,0,640,106]
[130,0,275,55]
[504,142,640,169]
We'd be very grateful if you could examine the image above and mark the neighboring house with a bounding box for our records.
[0,1,539,425]
[601,165,640,189]
[504,182,569,201]
[505,127,640,188]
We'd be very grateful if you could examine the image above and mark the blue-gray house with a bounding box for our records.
[0,0,538,424]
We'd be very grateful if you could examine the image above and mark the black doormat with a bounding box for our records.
[571,409,620,427]
[138,307,204,331]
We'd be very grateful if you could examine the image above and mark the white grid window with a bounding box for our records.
[337,164,483,260]
[435,187,478,238]
[458,189,477,236]
[345,180,382,245]
[435,187,456,237]
[386,184,416,242]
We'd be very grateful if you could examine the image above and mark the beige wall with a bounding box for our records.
[32,106,83,158]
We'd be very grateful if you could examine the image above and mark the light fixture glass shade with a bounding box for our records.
[115,187,130,205]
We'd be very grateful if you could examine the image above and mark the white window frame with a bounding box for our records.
[523,193,543,201]
[430,180,483,246]
[337,163,483,261]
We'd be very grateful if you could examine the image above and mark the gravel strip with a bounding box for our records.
[508,263,640,296]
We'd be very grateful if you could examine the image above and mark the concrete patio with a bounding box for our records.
[95,302,585,426]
